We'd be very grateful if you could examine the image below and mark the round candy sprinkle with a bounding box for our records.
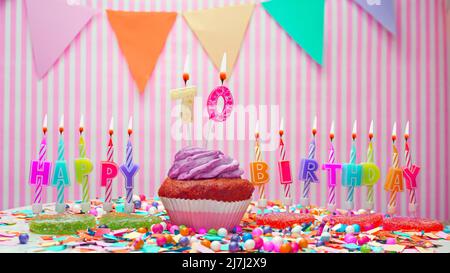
[98,224,108,229]
[133,200,142,209]
[263,226,272,234]
[170,225,179,235]
[151,223,163,234]
[139,194,146,201]
[137,227,147,233]
[298,238,308,249]
[160,222,167,230]
[316,240,325,247]
[244,239,255,250]
[280,243,292,253]
[230,234,240,242]
[232,225,242,234]
[179,236,190,247]
[152,201,159,207]
[217,228,228,237]
[198,228,207,235]
[254,237,264,249]
[263,241,274,252]
[229,241,240,252]
[179,227,189,236]
[320,232,331,242]
[345,225,355,234]
[361,244,371,253]
[242,233,253,242]
[352,224,360,233]
[344,234,357,244]
[133,238,144,250]
[272,236,283,246]
[208,228,217,236]
[357,236,370,246]
[89,209,98,217]
[252,228,263,237]
[19,233,29,244]
[156,236,166,246]
[210,241,221,252]
[290,242,299,253]
[201,239,211,248]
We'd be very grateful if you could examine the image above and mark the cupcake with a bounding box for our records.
[159,146,254,230]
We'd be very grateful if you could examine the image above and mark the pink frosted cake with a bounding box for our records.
[158,146,254,230]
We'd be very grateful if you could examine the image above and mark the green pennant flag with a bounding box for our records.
[262,0,325,65]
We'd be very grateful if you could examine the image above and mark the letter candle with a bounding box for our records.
[52,115,70,213]
[403,121,420,216]
[30,115,52,214]
[385,122,404,215]
[102,117,118,212]
[362,120,380,210]
[278,118,293,211]
[249,120,269,212]
[170,55,197,145]
[323,121,341,212]
[344,121,359,211]
[300,116,318,207]
[74,115,93,212]
[120,117,139,214]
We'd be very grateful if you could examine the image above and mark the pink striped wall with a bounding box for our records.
[0,0,448,221]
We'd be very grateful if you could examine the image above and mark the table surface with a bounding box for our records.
[1,203,449,253]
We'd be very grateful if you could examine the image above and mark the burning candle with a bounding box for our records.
[278,118,293,211]
[30,115,52,214]
[361,120,380,210]
[385,122,404,216]
[342,121,362,211]
[101,117,119,213]
[323,121,341,212]
[52,115,70,213]
[74,115,93,213]
[402,121,420,216]
[300,116,319,207]
[120,117,139,214]
[249,120,269,211]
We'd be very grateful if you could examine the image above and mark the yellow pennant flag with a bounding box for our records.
[183,3,255,76]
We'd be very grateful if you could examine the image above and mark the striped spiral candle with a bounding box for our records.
[302,138,316,199]
[327,142,336,207]
[56,136,65,205]
[255,136,265,200]
[79,135,90,204]
[279,137,290,199]
[125,139,133,204]
[105,138,114,203]
[346,141,357,205]
[366,141,375,206]
[405,142,416,212]
[388,145,400,210]
[33,137,47,204]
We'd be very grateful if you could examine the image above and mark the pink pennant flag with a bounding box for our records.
[25,0,98,78]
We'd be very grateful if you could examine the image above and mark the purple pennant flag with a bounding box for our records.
[353,0,396,35]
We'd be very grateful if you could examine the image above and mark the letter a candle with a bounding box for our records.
[385,122,404,216]
[29,115,52,214]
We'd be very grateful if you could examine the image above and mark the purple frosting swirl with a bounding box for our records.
[168,146,244,180]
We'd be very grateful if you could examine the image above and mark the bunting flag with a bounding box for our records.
[107,10,177,92]
[182,3,255,76]
[353,0,397,35]
[262,0,325,65]
[25,0,98,78]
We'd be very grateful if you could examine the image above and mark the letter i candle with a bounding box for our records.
[403,121,420,216]
[300,116,319,207]
[120,117,139,214]
[101,117,119,213]
[29,115,52,214]
[322,121,341,212]
[277,118,293,211]
[249,120,269,212]
[385,123,404,216]
[51,115,70,213]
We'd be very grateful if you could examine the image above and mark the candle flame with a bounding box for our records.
[128,116,133,136]
[369,120,374,140]
[392,122,397,142]
[404,121,410,140]
[312,115,317,135]
[183,55,190,84]
[59,115,64,133]
[109,117,114,135]
[279,117,284,135]
[329,121,335,140]
[352,120,357,140]
[220,52,227,82]
[79,115,84,133]
[42,114,48,134]
[255,120,259,137]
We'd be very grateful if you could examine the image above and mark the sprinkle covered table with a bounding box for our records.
[0,198,449,253]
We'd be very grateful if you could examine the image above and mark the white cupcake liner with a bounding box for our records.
[160,197,251,230]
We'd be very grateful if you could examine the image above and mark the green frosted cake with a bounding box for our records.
[29,214,96,235]
[99,212,162,230]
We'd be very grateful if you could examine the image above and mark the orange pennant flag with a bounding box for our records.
[107,10,177,92]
